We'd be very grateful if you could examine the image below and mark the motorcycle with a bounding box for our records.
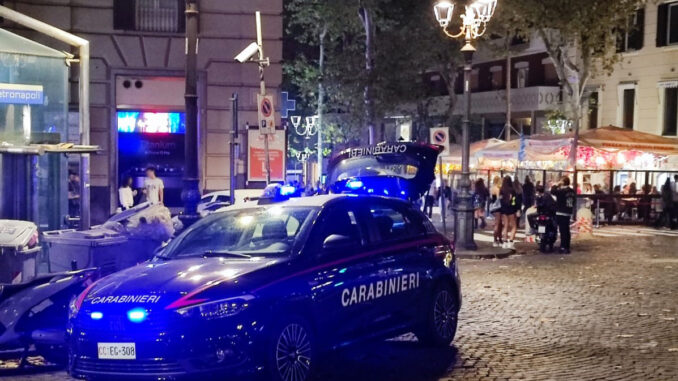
[0,267,98,367]
[529,212,558,253]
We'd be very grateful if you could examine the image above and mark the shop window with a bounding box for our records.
[663,87,678,136]
[114,0,185,33]
[617,8,645,52]
[657,1,678,46]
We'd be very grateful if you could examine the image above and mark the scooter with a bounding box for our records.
[529,212,558,253]
[0,267,98,367]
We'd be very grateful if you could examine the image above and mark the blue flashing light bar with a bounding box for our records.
[345,179,364,190]
[127,308,147,323]
[280,185,296,196]
[90,311,103,320]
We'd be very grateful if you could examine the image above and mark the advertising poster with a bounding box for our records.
[248,129,286,182]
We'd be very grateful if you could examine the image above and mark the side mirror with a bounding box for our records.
[322,234,352,250]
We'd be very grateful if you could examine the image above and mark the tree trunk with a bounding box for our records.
[358,5,375,144]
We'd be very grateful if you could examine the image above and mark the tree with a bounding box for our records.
[506,0,644,165]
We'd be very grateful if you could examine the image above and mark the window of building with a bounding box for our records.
[516,67,528,88]
[588,91,599,129]
[114,0,185,33]
[617,8,645,52]
[622,88,635,129]
[657,1,678,46]
[663,87,678,136]
[490,66,503,90]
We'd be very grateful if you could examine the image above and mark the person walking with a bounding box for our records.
[500,176,517,250]
[118,176,137,211]
[490,176,503,247]
[473,178,489,229]
[523,176,535,211]
[672,175,678,229]
[655,178,673,229]
[513,178,524,229]
[424,182,436,218]
[143,167,164,205]
[553,176,576,254]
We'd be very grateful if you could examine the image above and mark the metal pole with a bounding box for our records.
[454,46,478,250]
[0,5,91,229]
[179,0,201,227]
[439,157,447,236]
[505,52,512,141]
[317,26,327,187]
[230,93,238,205]
[256,11,271,185]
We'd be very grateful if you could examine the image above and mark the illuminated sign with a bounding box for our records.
[0,83,44,105]
[117,111,185,134]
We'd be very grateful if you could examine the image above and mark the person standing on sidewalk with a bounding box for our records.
[500,176,517,250]
[473,178,489,229]
[143,167,164,205]
[672,175,678,229]
[553,176,576,254]
[490,176,503,247]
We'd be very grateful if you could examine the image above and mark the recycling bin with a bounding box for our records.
[0,220,41,284]
[43,228,129,275]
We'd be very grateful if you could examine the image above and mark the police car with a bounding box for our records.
[68,194,460,381]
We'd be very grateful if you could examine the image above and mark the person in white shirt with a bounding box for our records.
[118,176,137,210]
[143,167,164,205]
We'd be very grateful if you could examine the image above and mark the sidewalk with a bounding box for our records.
[431,215,514,259]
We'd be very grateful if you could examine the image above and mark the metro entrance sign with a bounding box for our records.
[257,94,275,135]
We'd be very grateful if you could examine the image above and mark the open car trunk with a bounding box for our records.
[326,142,443,201]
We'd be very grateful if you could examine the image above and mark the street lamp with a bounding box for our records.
[433,0,497,251]
[290,115,318,187]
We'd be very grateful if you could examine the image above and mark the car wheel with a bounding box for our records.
[267,316,315,381]
[416,284,459,347]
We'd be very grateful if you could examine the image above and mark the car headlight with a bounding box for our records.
[177,295,254,320]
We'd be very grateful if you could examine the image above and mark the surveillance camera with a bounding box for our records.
[234,42,260,63]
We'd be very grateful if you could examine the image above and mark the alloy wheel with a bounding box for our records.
[433,290,457,340]
[275,323,312,381]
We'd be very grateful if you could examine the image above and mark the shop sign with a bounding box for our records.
[0,83,44,105]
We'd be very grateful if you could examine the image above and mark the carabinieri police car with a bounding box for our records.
[68,195,460,381]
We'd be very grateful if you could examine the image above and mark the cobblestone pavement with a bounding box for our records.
[4,227,677,381]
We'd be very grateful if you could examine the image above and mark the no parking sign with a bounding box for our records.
[430,127,450,156]
[257,94,276,134]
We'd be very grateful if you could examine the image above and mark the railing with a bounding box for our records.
[576,194,663,227]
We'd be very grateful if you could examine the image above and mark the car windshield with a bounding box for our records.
[160,206,317,259]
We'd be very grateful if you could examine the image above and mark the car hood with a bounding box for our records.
[82,256,285,309]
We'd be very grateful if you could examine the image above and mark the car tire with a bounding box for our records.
[416,284,459,347]
[266,315,316,381]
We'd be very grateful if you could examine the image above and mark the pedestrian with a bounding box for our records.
[424,182,436,218]
[118,176,137,211]
[473,178,489,229]
[490,176,503,247]
[672,175,678,229]
[655,178,673,229]
[513,178,524,229]
[143,167,164,205]
[553,176,576,254]
[68,171,81,217]
[523,176,535,211]
[500,176,517,250]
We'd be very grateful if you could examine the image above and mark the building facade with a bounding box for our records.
[1,0,283,223]
[588,1,678,139]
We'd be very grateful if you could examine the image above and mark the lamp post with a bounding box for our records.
[434,0,497,250]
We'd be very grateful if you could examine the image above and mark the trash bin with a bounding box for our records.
[43,228,129,275]
[0,220,41,284]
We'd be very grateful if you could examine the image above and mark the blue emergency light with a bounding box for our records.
[345,179,364,190]
[90,311,103,320]
[127,308,147,323]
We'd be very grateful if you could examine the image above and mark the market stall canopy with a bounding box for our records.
[445,138,505,163]
[580,126,678,155]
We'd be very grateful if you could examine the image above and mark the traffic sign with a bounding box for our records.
[430,127,450,156]
[257,94,276,134]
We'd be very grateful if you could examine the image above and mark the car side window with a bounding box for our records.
[310,205,364,254]
[215,195,229,203]
[367,202,426,243]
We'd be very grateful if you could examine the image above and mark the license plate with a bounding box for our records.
[538,226,546,233]
[97,342,136,360]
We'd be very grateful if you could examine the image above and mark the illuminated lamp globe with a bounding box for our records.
[434,1,455,28]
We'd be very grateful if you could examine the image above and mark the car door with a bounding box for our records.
[364,199,434,332]
[304,199,378,347]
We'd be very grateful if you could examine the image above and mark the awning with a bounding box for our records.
[580,126,678,155]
